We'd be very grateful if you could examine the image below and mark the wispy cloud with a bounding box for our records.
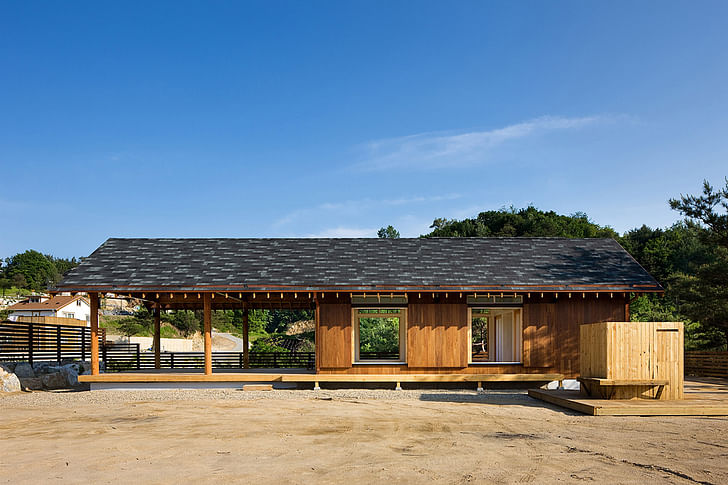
[304,226,379,238]
[273,193,461,228]
[353,115,613,171]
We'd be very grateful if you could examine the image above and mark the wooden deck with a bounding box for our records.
[79,371,563,384]
[528,377,728,416]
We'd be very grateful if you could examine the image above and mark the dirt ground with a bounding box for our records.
[1,388,727,484]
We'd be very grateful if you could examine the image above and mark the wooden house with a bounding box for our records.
[52,238,663,388]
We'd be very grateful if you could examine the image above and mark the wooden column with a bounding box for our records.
[242,304,249,369]
[314,294,320,373]
[203,293,212,375]
[90,292,100,375]
[153,304,161,369]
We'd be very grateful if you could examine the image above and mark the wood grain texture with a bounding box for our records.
[522,303,555,368]
[317,303,352,369]
[90,293,99,376]
[580,321,683,400]
[79,372,563,383]
[314,296,626,377]
[407,303,469,368]
[203,293,212,375]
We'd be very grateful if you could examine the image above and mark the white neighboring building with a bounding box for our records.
[7,295,93,325]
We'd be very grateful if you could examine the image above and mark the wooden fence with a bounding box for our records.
[685,351,728,378]
[13,315,88,327]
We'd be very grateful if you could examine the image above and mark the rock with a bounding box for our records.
[41,372,67,389]
[0,362,17,373]
[1,372,21,393]
[20,377,43,390]
[33,363,64,375]
[13,362,35,378]
[60,364,79,387]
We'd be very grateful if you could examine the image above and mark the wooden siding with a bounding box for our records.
[317,303,352,369]
[315,295,627,377]
[551,298,626,377]
[522,303,555,368]
[407,303,469,368]
[580,321,684,400]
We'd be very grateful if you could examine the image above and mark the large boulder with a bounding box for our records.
[13,362,35,378]
[0,362,17,373]
[0,366,21,393]
[60,364,80,387]
[19,377,43,390]
[41,372,67,389]
[1,374,21,393]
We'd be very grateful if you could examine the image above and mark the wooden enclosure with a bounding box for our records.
[580,321,684,400]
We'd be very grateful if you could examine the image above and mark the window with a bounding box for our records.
[354,308,407,362]
[64,312,75,319]
[469,308,522,363]
[77,300,82,306]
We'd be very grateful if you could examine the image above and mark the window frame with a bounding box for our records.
[352,307,408,364]
[467,307,523,365]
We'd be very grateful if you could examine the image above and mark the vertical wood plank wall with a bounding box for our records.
[317,302,353,369]
[580,321,684,399]
[407,303,469,368]
[316,295,626,377]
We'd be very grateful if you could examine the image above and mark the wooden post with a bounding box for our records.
[90,293,100,375]
[243,304,249,369]
[153,305,161,369]
[314,294,320,373]
[203,293,212,375]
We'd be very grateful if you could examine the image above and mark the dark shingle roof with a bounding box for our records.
[56,238,661,292]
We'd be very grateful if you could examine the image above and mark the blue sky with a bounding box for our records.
[1,1,727,258]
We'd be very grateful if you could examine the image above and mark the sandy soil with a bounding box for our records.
[1,389,726,484]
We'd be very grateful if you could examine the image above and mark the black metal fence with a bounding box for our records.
[103,344,315,372]
[1,320,314,371]
[0,320,105,366]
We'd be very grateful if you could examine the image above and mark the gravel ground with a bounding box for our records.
[0,387,532,406]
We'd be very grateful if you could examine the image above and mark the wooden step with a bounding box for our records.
[241,384,273,391]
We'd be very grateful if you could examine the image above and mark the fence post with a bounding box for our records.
[136,344,141,370]
[27,323,33,367]
[57,326,62,364]
[239,352,243,369]
[81,328,86,361]
[273,352,277,368]
[171,352,175,369]
[102,343,107,370]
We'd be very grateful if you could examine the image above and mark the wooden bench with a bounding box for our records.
[578,377,670,400]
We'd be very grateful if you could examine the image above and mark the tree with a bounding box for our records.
[117,308,153,337]
[424,206,618,239]
[0,278,11,297]
[162,310,200,337]
[668,178,728,349]
[4,250,59,290]
[670,178,728,247]
[377,225,400,239]
[11,273,27,289]
[47,256,81,277]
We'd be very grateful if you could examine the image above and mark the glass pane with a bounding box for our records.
[359,317,400,360]
[471,316,489,362]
